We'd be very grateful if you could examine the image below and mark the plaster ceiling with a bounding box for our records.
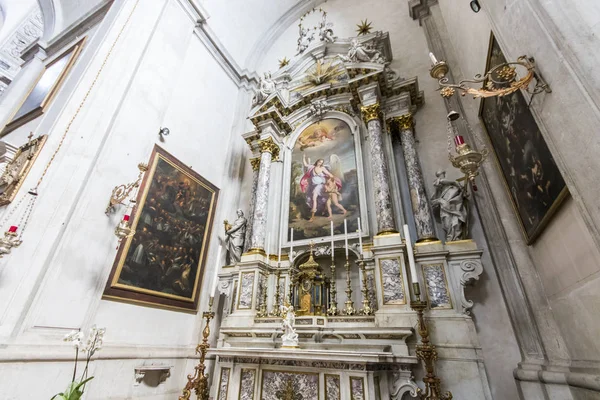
[0,0,38,44]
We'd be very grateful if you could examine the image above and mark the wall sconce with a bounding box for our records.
[158,127,170,142]
[470,0,481,12]
[107,163,147,243]
[428,52,551,101]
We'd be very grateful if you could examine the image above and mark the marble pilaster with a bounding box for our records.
[248,137,279,252]
[244,156,261,252]
[392,114,437,242]
[361,103,397,235]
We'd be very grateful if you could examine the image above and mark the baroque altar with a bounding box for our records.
[209,29,490,400]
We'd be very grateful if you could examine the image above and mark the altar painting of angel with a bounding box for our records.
[289,118,360,240]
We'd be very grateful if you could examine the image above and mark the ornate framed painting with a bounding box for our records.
[479,33,568,244]
[285,116,367,244]
[103,145,219,312]
[2,37,86,135]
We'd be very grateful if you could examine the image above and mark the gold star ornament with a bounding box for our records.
[356,19,373,36]
[278,57,290,69]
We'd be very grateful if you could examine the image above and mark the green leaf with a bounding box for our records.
[51,377,94,400]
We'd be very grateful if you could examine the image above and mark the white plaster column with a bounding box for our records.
[392,114,437,241]
[244,156,260,252]
[361,103,397,235]
[248,137,279,252]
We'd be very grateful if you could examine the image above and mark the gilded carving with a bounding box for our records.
[360,103,381,123]
[389,114,413,131]
[250,156,261,171]
[258,137,280,159]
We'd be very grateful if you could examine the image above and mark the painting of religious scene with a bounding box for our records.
[480,34,568,244]
[288,118,360,241]
[103,145,218,311]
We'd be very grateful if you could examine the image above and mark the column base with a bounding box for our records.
[375,229,399,237]
[244,248,266,256]
[416,236,439,243]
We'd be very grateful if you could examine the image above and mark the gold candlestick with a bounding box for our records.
[257,275,269,317]
[410,283,453,400]
[327,260,338,316]
[180,297,215,400]
[271,267,282,317]
[343,258,355,315]
[359,257,372,315]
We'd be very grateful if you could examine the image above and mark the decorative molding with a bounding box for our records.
[0,7,43,79]
[134,365,171,386]
[388,114,414,131]
[360,103,381,123]
[408,0,439,26]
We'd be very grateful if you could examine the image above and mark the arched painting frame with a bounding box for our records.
[281,112,369,246]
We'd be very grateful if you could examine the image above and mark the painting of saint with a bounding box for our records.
[104,145,218,311]
[480,34,568,243]
[289,118,360,240]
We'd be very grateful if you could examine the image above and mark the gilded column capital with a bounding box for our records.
[250,157,261,171]
[388,114,414,131]
[258,137,280,159]
[360,103,382,123]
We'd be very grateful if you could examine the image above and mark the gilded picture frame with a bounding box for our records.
[2,37,86,135]
[103,145,219,312]
[479,32,568,244]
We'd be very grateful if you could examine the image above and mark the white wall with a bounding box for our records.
[0,0,242,398]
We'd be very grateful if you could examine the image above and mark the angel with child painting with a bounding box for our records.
[300,154,347,221]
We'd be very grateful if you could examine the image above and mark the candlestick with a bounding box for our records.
[403,225,418,284]
[344,218,348,258]
[429,51,438,65]
[210,245,222,298]
[330,221,334,261]
[357,218,363,256]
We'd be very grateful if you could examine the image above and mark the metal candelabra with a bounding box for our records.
[343,258,355,315]
[358,257,373,315]
[271,267,282,317]
[327,259,338,316]
[410,283,453,400]
[257,275,269,318]
[179,297,215,400]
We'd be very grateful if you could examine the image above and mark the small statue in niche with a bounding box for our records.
[252,72,276,106]
[280,300,299,348]
[338,38,386,64]
[223,209,247,265]
[318,12,336,43]
[431,170,468,241]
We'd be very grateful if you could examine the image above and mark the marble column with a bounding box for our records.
[392,114,437,242]
[244,156,261,253]
[361,103,397,235]
[248,137,279,253]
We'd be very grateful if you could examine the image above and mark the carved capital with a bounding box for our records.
[258,137,280,159]
[250,157,261,171]
[389,114,414,131]
[360,103,381,123]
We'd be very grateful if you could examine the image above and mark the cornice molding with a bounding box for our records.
[408,0,438,25]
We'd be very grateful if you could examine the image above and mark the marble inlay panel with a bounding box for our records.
[422,263,452,309]
[350,376,365,400]
[238,271,255,309]
[261,371,318,400]
[379,258,405,304]
[325,374,341,400]
[218,367,231,400]
[239,368,256,400]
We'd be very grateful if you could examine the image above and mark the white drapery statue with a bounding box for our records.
[431,170,468,241]
[281,302,299,348]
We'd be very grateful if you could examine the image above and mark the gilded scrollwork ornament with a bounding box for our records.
[258,137,280,160]
[360,103,381,123]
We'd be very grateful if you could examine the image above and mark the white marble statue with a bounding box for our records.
[252,72,276,106]
[296,25,315,55]
[431,170,468,241]
[224,209,247,265]
[318,13,336,43]
[339,38,386,64]
[281,301,299,348]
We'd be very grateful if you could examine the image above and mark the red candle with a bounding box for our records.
[454,135,465,147]
[123,215,130,222]
[8,226,17,233]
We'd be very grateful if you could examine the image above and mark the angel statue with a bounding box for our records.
[300,153,346,222]
[296,25,314,55]
[318,12,336,43]
[224,209,247,265]
[339,38,386,64]
[252,72,275,106]
[280,301,299,348]
[431,170,468,241]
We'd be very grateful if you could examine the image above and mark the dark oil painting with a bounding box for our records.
[103,145,218,311]
[288,118,360,241]
[480,34,568,243]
